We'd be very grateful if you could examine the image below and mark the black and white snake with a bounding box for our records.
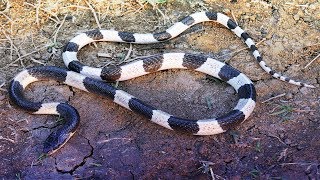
[8,12,314,154]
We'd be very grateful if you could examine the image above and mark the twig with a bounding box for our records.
[122,4,144,16]
[1,29,21,63]
[209,168,226,180]
[97,53,112,58]
[0,47,12,50]
[262,93,286,103]
[0,136,15,143]
[53,14,67,45]
[156,8,167,24]
[231,10,238,25]
[304,53,320,69]
[85,1,101,29]
[304,43,320,47]
[62,5,90,10]
[281,162,319,167]
[123,43,133,62]
[97,137,132,144]
[24,2,60,24]
[0,0,10,13]
[0,46,47,69]
[219,38,266,60]
[30,58,45,65]
[0,82,7,92]
[284,2,309,7]
[293,108,316,113]
[0,11,13,22]
[36,0,41,27]
[267,134,286,145]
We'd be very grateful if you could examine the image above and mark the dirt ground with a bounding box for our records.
[0,0,319,179]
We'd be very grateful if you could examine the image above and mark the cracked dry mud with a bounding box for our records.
[0,0,319,179]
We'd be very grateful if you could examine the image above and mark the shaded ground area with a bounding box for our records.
[0,0,319,179]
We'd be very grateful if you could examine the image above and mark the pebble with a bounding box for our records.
[310,101,317,106]
[279,133,285,139]
[223,8,230,14]
[285,93,293,99]
[309,4,317,10]
[65,15,74,21]
[115,53,124,59]
[265,40,272,45]
[296,144,305,150]
[250,15,256,21]
[0,76,5,85]
[273,42,285,54]
[174,43,188,49]
[33,53,41,59]
[299,87,309,95]
[297,10,304,17]
[284,138,291,145]
[243,15,250,20]
[20,49,27,56]
[293,14,300,21]
[303,16,312,22]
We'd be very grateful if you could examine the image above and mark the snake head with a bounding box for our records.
[43,130,74,155]
[42,103,80,155]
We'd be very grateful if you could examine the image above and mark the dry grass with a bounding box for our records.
[0,1,142,38]
[0,0,144,70]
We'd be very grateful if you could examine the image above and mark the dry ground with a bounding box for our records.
[0,0,319,179]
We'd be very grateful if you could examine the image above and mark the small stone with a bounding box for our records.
[297,10,304,17]
[296,144,304,150]
[309,4,316,10]
[293,14,300,21]
[279,133,285,139]
[47,46,52,53]
[33,53,41,59]
[285,93,293,99]
[20,49,27,56]
[284,139,291,145]
[299,87,309,95]
[223,8,230,14]
[273,42,285,54]
[65,15,74,21]
[265,40,272,46]
[310,101,317,106]
[303,16,312,22]
[116,53,124,59]
[305,167,311,174]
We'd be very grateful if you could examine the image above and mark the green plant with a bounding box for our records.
[249,168,260,178]
[142,0,167,5]
[270,105,293,117]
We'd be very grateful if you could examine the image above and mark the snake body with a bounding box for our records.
[9,12,313,154]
